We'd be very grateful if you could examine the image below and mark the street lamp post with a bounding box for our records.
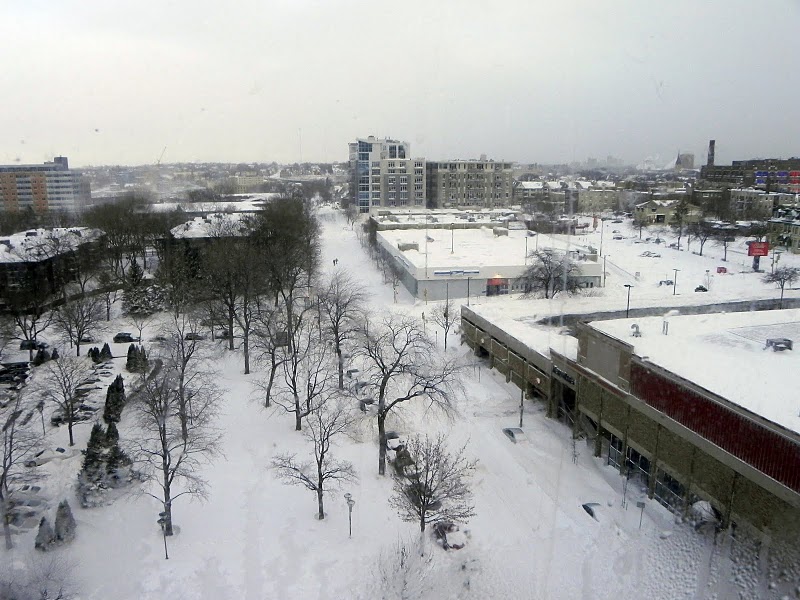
[673,269,680,295]
[467,277,471,306]
[603,255,610,287]
[525,235,528,265]
[599,218,605,256]
[344,493,355,538]
[624,284,633,318]
[157,511,169,560]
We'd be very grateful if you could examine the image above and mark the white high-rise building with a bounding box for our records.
[348,137,426,213]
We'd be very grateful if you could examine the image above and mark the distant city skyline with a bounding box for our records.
[2,1,798,168]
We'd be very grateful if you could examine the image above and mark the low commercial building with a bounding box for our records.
[374,219,601,301]
[461,304,800,580]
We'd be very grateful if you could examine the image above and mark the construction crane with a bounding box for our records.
[154,146,167,201]
[156,146,167,166]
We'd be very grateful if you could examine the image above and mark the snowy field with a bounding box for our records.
[2,207,783,599]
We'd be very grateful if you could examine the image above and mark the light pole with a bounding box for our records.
[157,511,169,560]
[624,284,633,318]
[344,493,355,538]
[599,218,605,256]
[603,255,610,287]
[673,269,680,295]
[525,235,528,265]
[467,277,471,305]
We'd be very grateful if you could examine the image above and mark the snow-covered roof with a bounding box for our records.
[151,194,278,214]
[467,301,580,360]
[591,310,800,435]
[0,227,104,263]
[517,181,544,190]
[380,227,597,272]
[170,213,252,239]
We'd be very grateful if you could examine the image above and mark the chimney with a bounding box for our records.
[707,140,715,167]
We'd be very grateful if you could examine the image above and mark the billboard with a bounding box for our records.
[748,241,769,257]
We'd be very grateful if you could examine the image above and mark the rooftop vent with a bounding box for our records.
[631,324,641,337]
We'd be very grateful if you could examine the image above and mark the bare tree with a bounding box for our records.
[0,390,41,549]
[130,312,154,343]
[429,300,459,351]
[272,398,357,520]
[159,313,205,442]
[762,266,800,309]
[688,221,716,257]
[252,195,321,356]
[0,315,12,361]
[520,249,581,299]
[0,553,77,599]
[202,218,247,353]
[670,199,691,250]
[53,295,104,356]
[275,314,336,431]
[131,368,221,537]
[389,435,477,549]
[714,226,738,262]
[357,314,462,476]
[231,238,270,374]
[41,356,89,446]
[318,269,369,389]
[252,303,289,408]
[10,299,54,361]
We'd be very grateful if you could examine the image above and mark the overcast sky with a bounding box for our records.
[2,1,799,168]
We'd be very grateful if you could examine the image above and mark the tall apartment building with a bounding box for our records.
[426,158,513,209]
[348,137,425,213]
[0,156,91,213]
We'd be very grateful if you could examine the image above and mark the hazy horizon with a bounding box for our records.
[2,0,799,168]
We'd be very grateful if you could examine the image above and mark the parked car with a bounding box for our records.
[24,447,79,467]
[184,332,206,341]
[612,229,621,233]
[695,285,708,292]
[113,332,136,343]
[433,521,467,550]
[79,334,95,343]
[612,235,623,240]
[19,340,47,351]
[611,219,623,223]
[502,427,527,443]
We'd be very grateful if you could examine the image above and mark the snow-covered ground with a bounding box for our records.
[2,207,783,599]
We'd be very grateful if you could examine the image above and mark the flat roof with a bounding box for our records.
[591,310,800,435]
[465,302,579,360]
[378,227,596,271]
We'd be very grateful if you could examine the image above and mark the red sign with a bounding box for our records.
[748,241,769,257]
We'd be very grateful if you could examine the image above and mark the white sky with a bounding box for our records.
[2,0,799,167]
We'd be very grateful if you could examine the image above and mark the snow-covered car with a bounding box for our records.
[113,332,137,343]
[25,447,79,467]
[612,235,623,240]
[502,427,527,443]
[184,332,206,341]
[433,521,467,550]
